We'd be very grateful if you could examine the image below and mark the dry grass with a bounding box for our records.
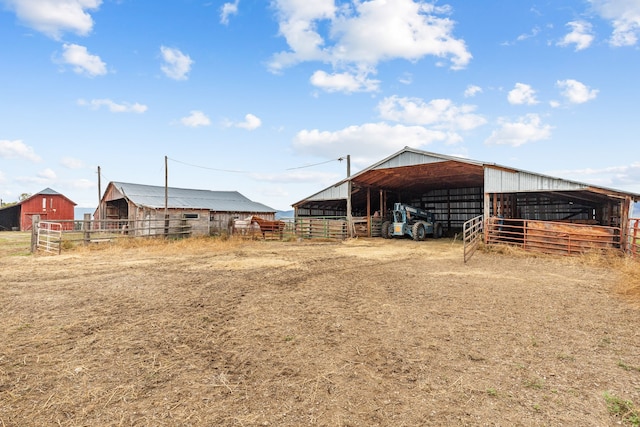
[481,241,640,305]
[2,234,640,425]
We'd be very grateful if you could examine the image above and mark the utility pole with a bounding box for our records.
[97,166,101,224]
[346,154,352,238]
[164,155,169,236]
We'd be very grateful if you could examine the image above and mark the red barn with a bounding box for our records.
[0,188,76,231]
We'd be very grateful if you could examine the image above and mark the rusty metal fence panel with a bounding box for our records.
[628,218,640,258]
[486,217,621,255]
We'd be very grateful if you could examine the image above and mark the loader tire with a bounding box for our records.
[412,221,426,241]
[381,221,392,239]
[433,222,443,239]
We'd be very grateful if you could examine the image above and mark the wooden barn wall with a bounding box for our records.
[210,211,276,235]
[20,195,75,230]
[133,207,211,236]
[120,207,276,236]
[103,185,125,202]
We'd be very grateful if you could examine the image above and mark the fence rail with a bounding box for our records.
[463,215,483,263]
[32,217,192,254]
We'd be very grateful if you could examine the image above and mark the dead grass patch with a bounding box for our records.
[2,236,640,425]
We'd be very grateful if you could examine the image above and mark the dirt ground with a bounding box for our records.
[1,235,639,426]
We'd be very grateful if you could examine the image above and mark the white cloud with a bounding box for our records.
[507,83,538,105]
[0,139,41,162]
[548,162,640,192]
[377,95,486,143]
[160,46,193,80]
[38,168,57,180]
[556,79,598,104]
[589,0,640,46]
[3,0,101,39]
[516,26,541,42]
[292,122,448,163]
[180,110,211,127]
[69,178,94,190]
[398,72,413,85]
[220,0,239,25]
[0,170,6,184]
[558,20,594,51]
[485,114,552,147]
[464,84,482,97]
[61,43,107,77]
[237,113,262,130]
[77,98,148,113]
[269,0,471,92]
[61,157,85,169]
[224,113,263,130]
[310,69,379,93]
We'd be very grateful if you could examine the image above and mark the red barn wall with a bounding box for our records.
[20,195,75,230]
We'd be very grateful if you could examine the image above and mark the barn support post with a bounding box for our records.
[30,214,40,253]
[366,187,371,237]
[83,213,91,245]
[620,196,631,251]
[483,192,491,243]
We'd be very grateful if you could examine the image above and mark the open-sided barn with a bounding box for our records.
[293,147,640,254]
[96,181,276,236]
[0,188,76,231]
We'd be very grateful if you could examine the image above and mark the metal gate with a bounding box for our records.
[463,215,483,263]
[37,221,62,254]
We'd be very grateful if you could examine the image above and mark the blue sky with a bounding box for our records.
[1,0,639,211]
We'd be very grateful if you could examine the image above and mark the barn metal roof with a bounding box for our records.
[22,188,77,206]
[294,147,640,207]
[110,182,275,213]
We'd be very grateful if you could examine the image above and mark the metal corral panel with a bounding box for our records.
[484,167,587,193]
[373,151,446,170]
[302,182,349,202]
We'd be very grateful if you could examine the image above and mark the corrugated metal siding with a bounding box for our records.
[373,151,445,170]
[484,168,587,193]
[302,182,349,202]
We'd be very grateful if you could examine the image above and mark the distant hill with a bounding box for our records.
[276,210,294,219]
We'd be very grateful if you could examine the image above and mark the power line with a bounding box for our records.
[167,156,346,174]
[167,157,250,174]
[286,157,344,170]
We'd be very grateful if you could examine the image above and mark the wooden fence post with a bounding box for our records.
[83,213,91,245]
[30,214,40,253]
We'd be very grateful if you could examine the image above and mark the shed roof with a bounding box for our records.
[294,147,640,207]
[109,181,276,213]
